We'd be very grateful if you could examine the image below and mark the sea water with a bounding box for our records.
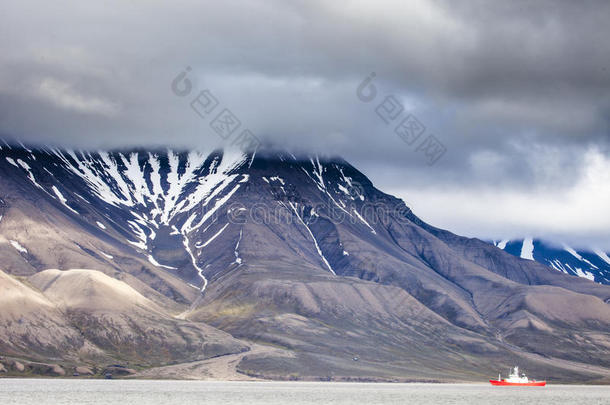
[0,379,608,405]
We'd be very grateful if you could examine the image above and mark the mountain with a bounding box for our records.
[492,238,610,285]
[0,268,247,365]
[1,143,609,383]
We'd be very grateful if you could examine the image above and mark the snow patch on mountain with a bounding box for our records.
[51,186,78,214]
[148,255,177,270]
[564,244,599,269]
[9,240,27,254]
[234,228,243,265]
[520,237,534,260]
[353,208,376,234]
[183,234,207,292]
[201,223,229,248]
[573,267,595,281]
[5,157,18,167]
[289,202,336,275]
[495,239,509,250]
[16,158,45,191]
[594,249,610,266]
[99,251,113,259]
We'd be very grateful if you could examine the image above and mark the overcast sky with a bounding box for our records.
[1,0,609,249]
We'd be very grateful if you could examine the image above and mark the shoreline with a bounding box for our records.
[1,377,610,386]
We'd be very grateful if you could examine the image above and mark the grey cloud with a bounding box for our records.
[1,0,609,245]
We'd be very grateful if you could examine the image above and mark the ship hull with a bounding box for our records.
[489,380,546,386]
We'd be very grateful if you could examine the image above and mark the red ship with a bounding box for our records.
[489,367,546,386]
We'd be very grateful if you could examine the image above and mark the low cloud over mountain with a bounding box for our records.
[1,1,609,247]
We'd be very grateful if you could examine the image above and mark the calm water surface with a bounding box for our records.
[0,379,608,405]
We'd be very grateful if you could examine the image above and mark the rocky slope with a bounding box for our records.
[0,268,247,367]
[0,143,609,383]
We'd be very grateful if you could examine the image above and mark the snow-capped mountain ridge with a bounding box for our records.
[493,238,610,284]
[0,145,375,292]
[56,148,251,291]
[1,143,610,382]
[2,145,251,289]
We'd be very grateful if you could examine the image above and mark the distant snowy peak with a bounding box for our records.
[493,238,610,285]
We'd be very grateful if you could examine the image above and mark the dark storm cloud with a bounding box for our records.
[1,0,609,246]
